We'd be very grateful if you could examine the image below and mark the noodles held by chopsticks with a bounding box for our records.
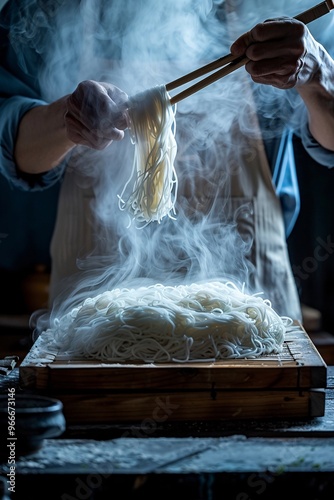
[118,85,178,226]
[45,281,292,363]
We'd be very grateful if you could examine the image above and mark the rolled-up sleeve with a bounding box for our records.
[299,107,334,168]
[0,94,65,191]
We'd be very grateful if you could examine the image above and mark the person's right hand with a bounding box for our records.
[230,17,322,90]
[64,80,129,150]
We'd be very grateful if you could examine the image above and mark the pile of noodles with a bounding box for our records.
[118,85,178,226]
[43,281,292,363]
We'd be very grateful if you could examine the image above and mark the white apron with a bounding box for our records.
[218,125,302,320]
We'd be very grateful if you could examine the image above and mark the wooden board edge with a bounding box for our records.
[44,364,302,391]
[50,389,322,424]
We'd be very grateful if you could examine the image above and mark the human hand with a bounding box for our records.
[64,80,129,149]
[230,18,322,89]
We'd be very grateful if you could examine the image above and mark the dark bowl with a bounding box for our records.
[0,394,66,459]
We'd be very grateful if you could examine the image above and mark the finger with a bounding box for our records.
[246,56,302,79]
[245,38,306,62]
[247,59,303,89]
[65,111,125,149]
[67,89,128,134]
[231,18,305,56]
[99,82,129,129]
[256,17,305,42]
[103,83,129,108]
[103,99,128,131]
[230,29,256,56]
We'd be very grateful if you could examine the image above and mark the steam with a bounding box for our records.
[4,0,333,323]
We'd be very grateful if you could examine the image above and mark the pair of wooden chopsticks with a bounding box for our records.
[166,0,334,105]
[166,54,248,105]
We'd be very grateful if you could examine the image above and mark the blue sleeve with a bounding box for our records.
[0,93,66,192]
[298,107,334,169]
[0,14,67,192]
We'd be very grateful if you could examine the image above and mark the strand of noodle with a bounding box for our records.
[45,281,289,363]
[118,85,178,226]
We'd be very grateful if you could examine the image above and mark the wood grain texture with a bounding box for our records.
[56,389,325,423]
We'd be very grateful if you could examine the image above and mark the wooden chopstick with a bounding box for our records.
[167,0,334,105]
[294,0,334,24]
[166,53,239,92]
[169,56,248,105]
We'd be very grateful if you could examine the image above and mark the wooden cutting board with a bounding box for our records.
[19,322,327,423]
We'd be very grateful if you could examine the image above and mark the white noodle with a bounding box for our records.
[118,85,178,226]
[44,281,292,363]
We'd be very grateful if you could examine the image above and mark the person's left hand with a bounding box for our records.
[230,17,321,89]
[64,80,129,150]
